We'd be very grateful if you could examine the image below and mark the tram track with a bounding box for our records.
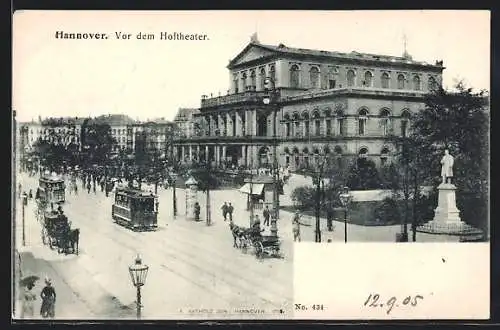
[71,190,292,301]
[62,197,286,311]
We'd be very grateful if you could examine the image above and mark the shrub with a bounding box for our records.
[291,186,316,211]
[373,197,401,224]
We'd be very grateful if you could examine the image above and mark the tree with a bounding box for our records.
[346,157,382,190]
[81,118,117,165]
[403,81,489,234]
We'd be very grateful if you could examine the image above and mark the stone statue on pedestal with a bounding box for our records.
[440,149,454,184]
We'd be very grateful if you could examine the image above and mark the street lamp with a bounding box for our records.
[171,171,178,217]
[314,157,327,243]
[263,77,280,237]
[128,255,149,320]
[22,192,28,246]
[339,186,352,243]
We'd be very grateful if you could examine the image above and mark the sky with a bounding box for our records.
[13,10,490,122]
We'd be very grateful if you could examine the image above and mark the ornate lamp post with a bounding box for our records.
[339,186,352,243]
[22,191,28,246]
[314,157,327,243]
[263,77,280,237]
[128,255,149,320]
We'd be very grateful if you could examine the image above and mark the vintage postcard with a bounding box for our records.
[12,10,490,320]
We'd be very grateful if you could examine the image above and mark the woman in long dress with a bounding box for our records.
[21,283,36,319]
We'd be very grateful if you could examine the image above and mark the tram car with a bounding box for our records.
[38,173,66,204]
[112,187,158,231]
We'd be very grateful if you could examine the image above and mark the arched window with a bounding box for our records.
[401,110,411,137]
[381,72,390,89]
[380,109,391,136]
[312,111,321,136]
[293,113,300,137]
[359,147,368,158]
[380,147,390,165]
[284,114,291,137]
[428,76,437,91]
[364,71,373,87]
[302,112,310,137]
[290,65,300,88]
[241,72,247,91]
[269,64,276,82]
[397,74,405,89]
[346,70,355,87]
[413,75,421,90]
[310,66,320,89]
[259,68,266,90]
[250,70,256,89]
[358,108,368,136]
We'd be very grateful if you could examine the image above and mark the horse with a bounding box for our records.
[68,228,80,255]
[229,222,250,249]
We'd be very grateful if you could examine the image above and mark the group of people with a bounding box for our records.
[221,202,234,222]
[21,277,57,319]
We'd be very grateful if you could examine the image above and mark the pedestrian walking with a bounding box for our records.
[40,278,56,319]
[326,207,334,232]
[227,203,234,222]
[21,282,37,319]
[87,182,91,194]
[292,210,311,242]
[194,202,201,221]
[28,189,33,200]
[263,205,270,226]
[221,202,228,221]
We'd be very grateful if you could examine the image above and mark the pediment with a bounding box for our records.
[229,44,277,68]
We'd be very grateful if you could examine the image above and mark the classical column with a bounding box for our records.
[197,145,200,160]
[205,145,209,162]
[228,113,233,136]
[215,145,220,165]
[181,145,186,163]
[222,146,227,164]
[189,145,193,161]
[244,110,249,135]
[252,110,257,137]
[235,112,241,136]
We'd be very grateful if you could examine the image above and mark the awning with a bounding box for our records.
[239,183,265,195]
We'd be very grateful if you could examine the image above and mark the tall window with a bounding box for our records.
[346,70,355,87]
[270,64,276,82]
[310,66,320,89]
[241,72,247,91]
[428,76,437,91]
[328,79,336,89]
[304,121,310,136]
[286,122,291,137]
[401,110,411,137]
[338,116,346,136]
[381,72,390,88]
[326,119,332,135]
[358,109,368,135]
[364,71,373,87]
[234,74,239,93]
[413,75,421,90]
[290,65,300,88]
[259,68,266,90]
[397,74,405,89]
[250,70,256,89]
[380,109,391,136]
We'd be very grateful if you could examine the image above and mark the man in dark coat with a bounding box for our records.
[221,202,228,221]
[227,203,234,222]
[263,206,270,226]
[40,278,56,318]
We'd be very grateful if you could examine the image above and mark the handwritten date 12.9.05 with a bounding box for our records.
[363,294,424,315]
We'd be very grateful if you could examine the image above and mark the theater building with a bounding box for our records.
[175,36,444,170]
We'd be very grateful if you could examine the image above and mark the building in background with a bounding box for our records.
[173,108,200,138]
[174,35,444,170]
[127,119,175,158]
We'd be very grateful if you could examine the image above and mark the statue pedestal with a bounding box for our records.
[433,183,461,224]
[417,183,482,236]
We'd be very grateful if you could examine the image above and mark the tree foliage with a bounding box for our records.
[346,157,382,190]
[81,118,117,165]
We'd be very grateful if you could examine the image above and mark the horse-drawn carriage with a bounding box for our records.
[229,222,281,259]
[41,211,80,255]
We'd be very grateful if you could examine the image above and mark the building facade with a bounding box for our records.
[175,37,444,170]
[126,119,175,157]
[174,108,200,138]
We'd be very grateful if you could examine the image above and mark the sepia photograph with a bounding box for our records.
[12,10,490,320]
